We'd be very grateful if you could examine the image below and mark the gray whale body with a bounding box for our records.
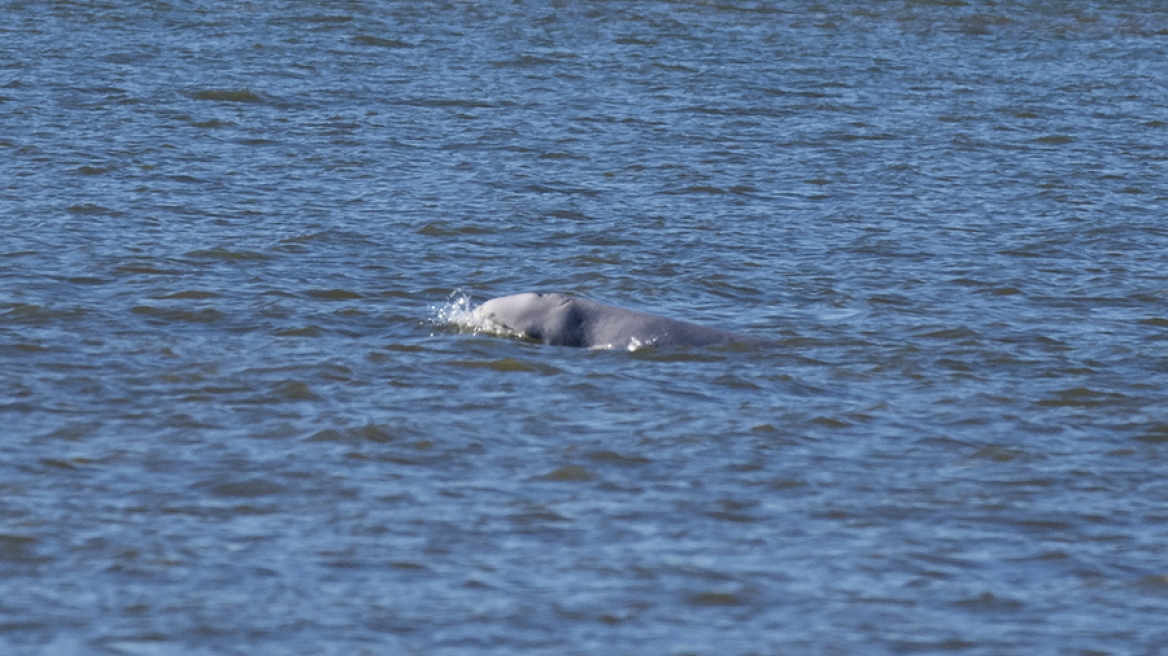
[475,292,773,350]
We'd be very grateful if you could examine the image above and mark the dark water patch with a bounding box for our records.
[0,342,51,354]
[388,561,428,572]
[706,509,758,524]
[688,590,751,607]
[966,445,1029,463]
[304,289,363,301]
[953,590,1027,611]
[113,262,190,276]
[0,534,45,564]
[509,502,571,525]
[1133,575,1168,593]
[167,174,210,184]
[260,289,299,300]
[39,457,91,471]
[365,441,446,467]
[416,221,498,237]
[1134,424,1168,444]
[491,55,565,68]
[1,303,90,324]
[75,165,115,175]
[273,325,326,337]
[830,131,899,142]
[204,478,287,498]
[659,185,728,195]
[974,285,1023,296]
[60,276,110,285]
[66,203,120,215]
[1035,387,1128,409]
[188,89,266,103]
[233,380,319,404]
[307,423,397,445]
[585,450,651,466]
[295,14,354,25]
[891,637,980,653]
[1008,517,1075,532]
[809,416,852,430]
[276,229,377,249]
[538,465,597,482]
[189,118,235,129]
[447,358,560,374]
[627,351,730,363]
[352,35,412,48]
[524,183,601,196]
[185,248,272,262]
[1,250,38,260]
[40,422,102,441]
[765,477,809,491]
[1033,134,1076,145]
[915,326,982,343]
[165,414,222,430]
[130,305,226,324]
[155,290,221,300]
[395,98,501,110]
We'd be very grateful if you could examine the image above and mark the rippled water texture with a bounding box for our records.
[3,1,1168,654]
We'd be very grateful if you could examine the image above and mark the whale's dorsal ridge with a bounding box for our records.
[474,292,773,350]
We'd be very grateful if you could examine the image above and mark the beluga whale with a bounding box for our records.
[474,292,774,350]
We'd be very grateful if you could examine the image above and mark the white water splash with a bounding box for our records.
[431,290,518,338]
[431,290,480,329]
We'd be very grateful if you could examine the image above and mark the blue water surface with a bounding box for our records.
[2,1,1168,654]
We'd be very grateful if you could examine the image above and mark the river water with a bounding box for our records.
[3,1,1168,654]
